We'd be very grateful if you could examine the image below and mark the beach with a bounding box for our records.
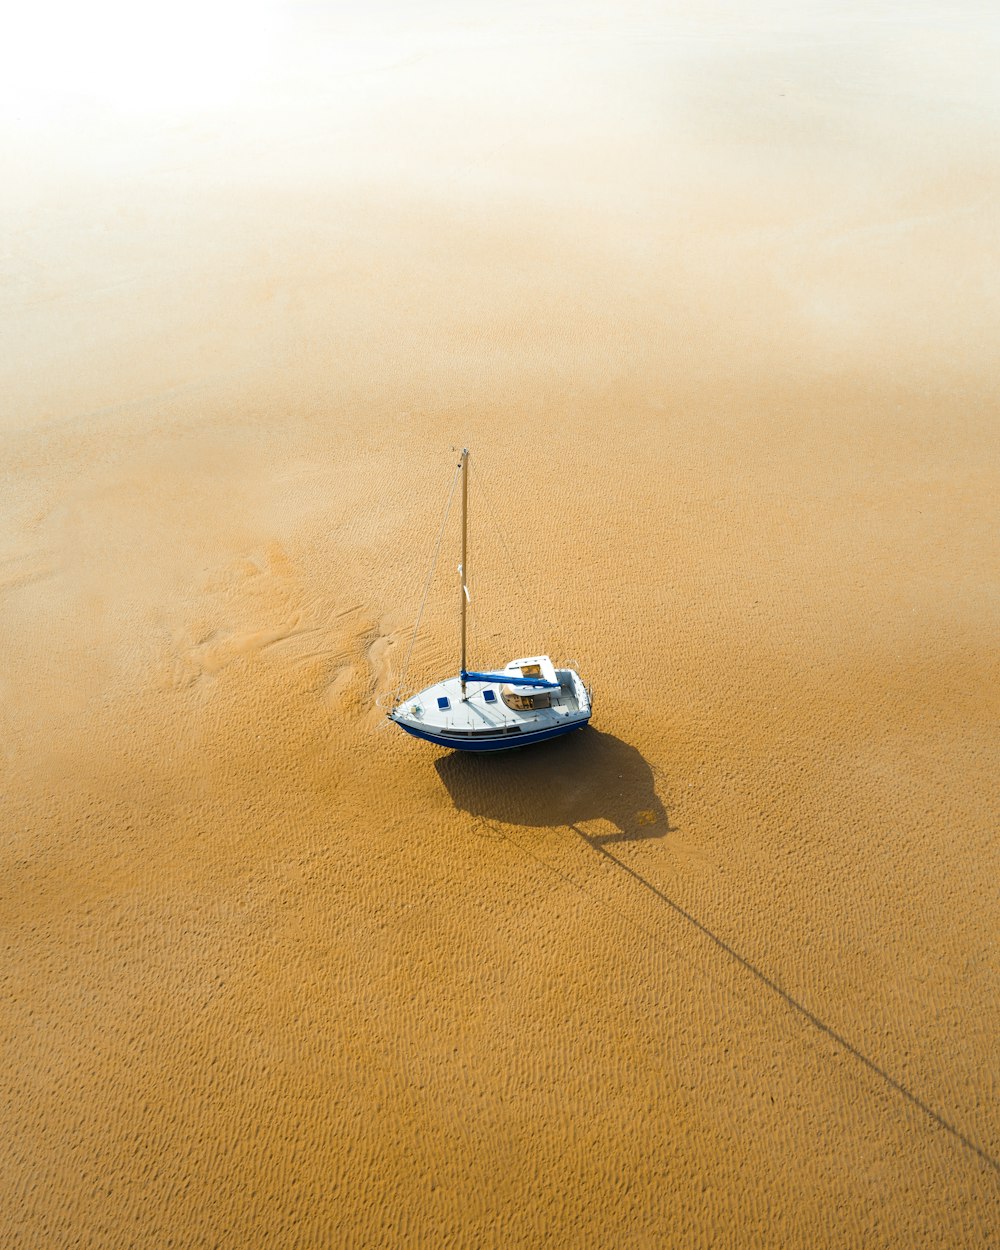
[2,3,998,1245]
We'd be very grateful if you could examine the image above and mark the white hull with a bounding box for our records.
[390,658,591,751]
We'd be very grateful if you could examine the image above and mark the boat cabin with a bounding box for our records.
[502,687,551,711]
[500,655,558,710]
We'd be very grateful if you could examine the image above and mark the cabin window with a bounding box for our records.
[482,689,497,703]
[437,696,450,710]
[501,690,551,711]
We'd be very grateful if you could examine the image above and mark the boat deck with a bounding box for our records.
[392,664,590,743]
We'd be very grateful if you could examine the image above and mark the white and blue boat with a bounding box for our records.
[389,449,592,752]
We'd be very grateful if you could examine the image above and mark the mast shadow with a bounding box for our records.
[434,728,671,843]
[571,831,1000,1177]
[438,730,998,1177]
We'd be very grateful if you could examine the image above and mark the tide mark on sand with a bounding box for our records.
[0,552,59,595]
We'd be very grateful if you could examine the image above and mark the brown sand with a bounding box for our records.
[2,4,999,1246]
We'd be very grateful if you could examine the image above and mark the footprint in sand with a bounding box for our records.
[366,627,400,696]
[323,664,356,709]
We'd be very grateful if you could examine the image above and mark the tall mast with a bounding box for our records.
[460,447,469,698]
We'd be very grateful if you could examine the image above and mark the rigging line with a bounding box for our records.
[485,816,999,1178]
[467,595,484,660]
[392,460,462,707]
[475,458,549,653]
[466,570,501,659]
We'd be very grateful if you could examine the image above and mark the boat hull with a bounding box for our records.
[390,659,592,751]
[393,714,590,752]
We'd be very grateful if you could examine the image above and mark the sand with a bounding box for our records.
[2,3,999,1246]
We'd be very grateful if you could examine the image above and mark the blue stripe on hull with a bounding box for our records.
[394,716,590,752]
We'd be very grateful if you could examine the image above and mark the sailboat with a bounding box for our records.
[389,448,592,751]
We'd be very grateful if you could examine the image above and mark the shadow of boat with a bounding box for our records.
[439,731,1000,1177]
[434,727,670,844]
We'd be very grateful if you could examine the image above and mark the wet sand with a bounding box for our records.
[2,4,999,1246]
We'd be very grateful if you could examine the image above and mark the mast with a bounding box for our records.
[460,447,469,698]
